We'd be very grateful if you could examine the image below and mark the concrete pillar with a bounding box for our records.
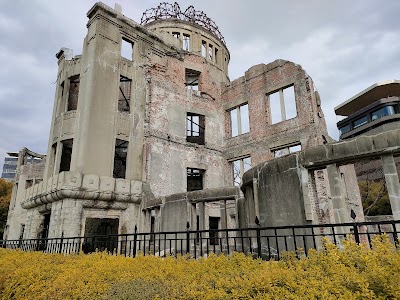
[381,155,400,220]
[188,202,196,230]
[326,164,349,224]
[300,167,316,222]
[198,202,205,230]
[252,178,260,218]
[220,200,228,229]
[220,200,228,251]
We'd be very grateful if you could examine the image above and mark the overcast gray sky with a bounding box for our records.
[1,0,400,170]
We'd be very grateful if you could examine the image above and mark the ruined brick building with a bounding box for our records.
[4,2,375,241]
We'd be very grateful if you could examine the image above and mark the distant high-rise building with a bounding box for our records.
[1,152,19,181]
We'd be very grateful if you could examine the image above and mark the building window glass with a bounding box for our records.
[339,124,351,135]
[268,85,296,124]
[187,168,204,191]
[232,157,252,186]
[371,105,395,121]
[353,115,368,129]
[230,103,250,137]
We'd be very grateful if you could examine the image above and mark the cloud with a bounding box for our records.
[1,0,400,171]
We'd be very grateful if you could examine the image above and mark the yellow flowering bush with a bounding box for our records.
[0,236,399,299]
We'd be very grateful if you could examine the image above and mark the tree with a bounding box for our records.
[358,180,392,216]
[0,179,13,238]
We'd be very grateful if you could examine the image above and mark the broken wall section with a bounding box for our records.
[222,60,330,172]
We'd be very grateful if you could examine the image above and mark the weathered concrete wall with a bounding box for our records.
[244,154,308,227]
[243,128,400,229]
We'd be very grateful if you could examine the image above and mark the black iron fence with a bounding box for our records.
[1,220,399,260]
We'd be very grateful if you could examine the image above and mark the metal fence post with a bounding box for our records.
[186,221,190,255]
[255,217,261,258]
[353,223,360,244]
[59,232,64,254]
[133,225,137,258]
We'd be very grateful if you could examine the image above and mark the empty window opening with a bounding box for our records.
[230,103,250,137]
[25,180,33,189]
[273,144,301,158]
[232,157,252,186]
[59,139,73,172]
[183,34,190,51]
[269,85,297,124]
[187,113,205,145]
[113,139,128,179]
[208,44,213,61]
[185,69,200,91]
[214,48,219,64]
[121,38,133,60]
[50,143,57,175]
[187,168,204,191]
[201,40,207,57]
[83,218,119,253]
[118,75,131,113]
[209,217,219,245]
[67,76,79,111]
[19,224,25,240]
[172,32,180,39]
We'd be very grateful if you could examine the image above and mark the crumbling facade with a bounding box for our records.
[4,2,366,241]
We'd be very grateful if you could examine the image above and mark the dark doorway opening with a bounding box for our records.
[209,217,219,245]
[83,218,119,253]
[40,214,51,239]
[37,213,51,251]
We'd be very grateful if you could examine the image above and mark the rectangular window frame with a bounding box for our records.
[186,113,205,145]
[232,156,252,186]
[118,75,131,113]
[187,168,205,192]
[272,143,301,158]
[229,103,250,137]
[59,139,73,173]
[113,139,128,179]
[183,33,190,51]
[268,85,297,124]
[185,69,200,91]
[67,76,80,111]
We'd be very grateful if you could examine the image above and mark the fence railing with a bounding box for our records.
[1,220,399,260]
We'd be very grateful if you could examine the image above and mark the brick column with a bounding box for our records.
[326,164,349,224]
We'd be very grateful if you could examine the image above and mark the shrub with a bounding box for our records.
[0,236,398,299]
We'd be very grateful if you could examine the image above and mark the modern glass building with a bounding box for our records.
[335,80,400,140]
[1,152,18,181]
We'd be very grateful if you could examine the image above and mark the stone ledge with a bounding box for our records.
[21,171,143,209]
